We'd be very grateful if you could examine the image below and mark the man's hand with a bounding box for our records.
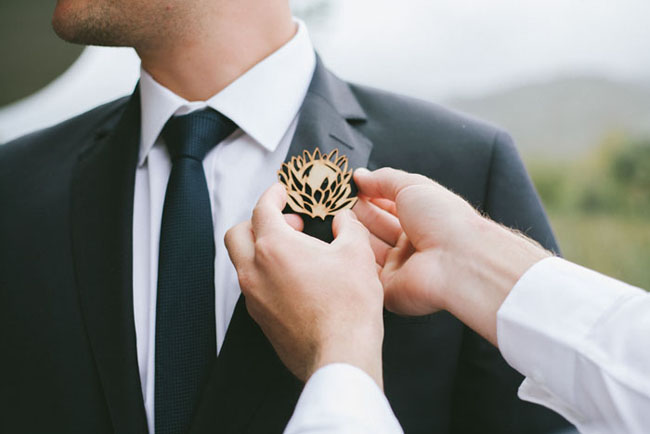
[353,168,550,345]
[353,168,480,315]
[225,183,385,386]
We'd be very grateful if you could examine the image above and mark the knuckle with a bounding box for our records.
[376,167,393,176]
[412,172,432,184]
[251,204,268,225]
[224,227,235,246]
[254,236,278,262]
[244,297,259,321]
[236,268,255,294]
[224,221,250,246]
[251,205,261,221]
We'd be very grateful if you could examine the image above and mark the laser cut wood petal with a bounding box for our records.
[278,148,358,220]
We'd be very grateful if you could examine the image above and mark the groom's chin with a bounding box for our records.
[52,0,90,44]
[52,0,130,47]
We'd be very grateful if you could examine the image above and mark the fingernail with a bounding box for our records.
[355,167,370,176]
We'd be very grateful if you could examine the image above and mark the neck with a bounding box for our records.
[137,2,295,101]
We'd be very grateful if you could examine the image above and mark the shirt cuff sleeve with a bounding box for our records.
[497,256,643,424]
[284,363,403,434]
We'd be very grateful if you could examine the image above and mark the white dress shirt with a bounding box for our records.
[287,257,650,434]
[132,20,316,433]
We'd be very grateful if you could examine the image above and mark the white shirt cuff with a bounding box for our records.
[497,256,646,428]
[284,363,403,434]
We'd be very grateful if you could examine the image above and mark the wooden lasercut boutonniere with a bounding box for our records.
[278,148,358,220]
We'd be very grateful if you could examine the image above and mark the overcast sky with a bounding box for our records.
[314,0,650,98]
[2,0,650,141]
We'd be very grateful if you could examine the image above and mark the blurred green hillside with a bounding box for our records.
[529,136,650,289]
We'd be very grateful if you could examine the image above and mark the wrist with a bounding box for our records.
[478,217,551,285]
[310,327,384,389]
[443,215,551,346]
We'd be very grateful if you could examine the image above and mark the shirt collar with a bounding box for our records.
[138,19,316,167]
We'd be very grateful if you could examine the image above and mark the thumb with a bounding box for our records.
[332,209,370,247]
[251,183,291,238]
[354,167,432,202]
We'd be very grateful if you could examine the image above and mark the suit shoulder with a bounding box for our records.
[0,96,130,164]
[347,83,520,208]
[349,83,507,146]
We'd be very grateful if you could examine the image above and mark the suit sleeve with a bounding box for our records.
[449,132,574,433]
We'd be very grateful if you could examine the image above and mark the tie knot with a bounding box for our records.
[162,109,236,161]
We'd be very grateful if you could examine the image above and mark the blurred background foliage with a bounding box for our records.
[1,0,648,289]
[529,136,650,289]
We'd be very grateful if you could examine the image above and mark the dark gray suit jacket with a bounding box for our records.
[0,58,570,433]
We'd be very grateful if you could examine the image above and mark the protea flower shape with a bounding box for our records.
[278,148,358,220]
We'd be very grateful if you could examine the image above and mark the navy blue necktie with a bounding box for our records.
[155,109,236,434]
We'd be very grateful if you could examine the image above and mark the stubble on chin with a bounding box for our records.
[52,0,143,47]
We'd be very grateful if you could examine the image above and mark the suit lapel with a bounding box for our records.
[285,57,373,241]
[71,89,148,434]
[190,58,375,433]
[286,56,372,169]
